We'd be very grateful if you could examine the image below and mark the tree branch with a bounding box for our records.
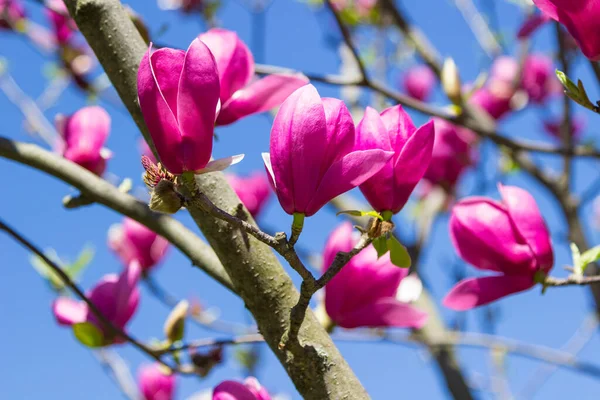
[63,1,369,397]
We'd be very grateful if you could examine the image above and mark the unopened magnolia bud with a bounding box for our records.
[442,58,462,105]
[314,302,335,333]
[163,300,189,343]
[149,180,183,214]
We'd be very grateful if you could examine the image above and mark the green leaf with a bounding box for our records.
[386,237,411,268]
[73,322,104,348]
[372,236,388,259]
[66,245,94,281]
[336,210,383,220]
[580,245,600,274]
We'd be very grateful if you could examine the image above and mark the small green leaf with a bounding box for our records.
[580,245,600,274]
[73,322,104,348]
[66,245,94,281]
[372,236,388,258]
[336,210,383,220]
[387,237,411,268]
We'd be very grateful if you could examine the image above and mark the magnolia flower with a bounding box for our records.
[108,218,170,273]
[521,54,560,104]
[55,106,111,176]
[543,116,585,142]
[357,105,435,214]
[323,223,428,328]
[226,172,271,218]
[198,28,309,126]
[423,118,476,191]
[263,85,393,217]
[0,0,25,30]
[138,39,242,175]
[532,0,600,60]
[213,377,270,400]
[443,185,554,310]
[53,262,141,345]
[139,364,176,400]
[45,0,75,45]
[402,65,436,102]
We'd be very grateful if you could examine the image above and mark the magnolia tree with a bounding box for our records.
[3,0,600,399]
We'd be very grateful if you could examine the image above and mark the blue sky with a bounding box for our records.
[2,0,600,399]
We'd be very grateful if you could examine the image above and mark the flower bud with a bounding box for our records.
[163,300,189,343]
[442,58,462,105]
[149,180,183,214]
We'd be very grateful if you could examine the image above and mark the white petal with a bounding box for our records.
[194,154,245,175]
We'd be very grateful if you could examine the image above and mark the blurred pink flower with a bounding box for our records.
[443,185,554,310]
[323,223,428,329]
[53,262,141,345]
[45,0,76,45]
[402,65,436,102]
[423,118,476,191]
[213,377,271,400]
[0,0,25,30]
[108,218,170,273]
[139,363,176,400]
[198,28,309,126]
[55,106,111,176]
[543,116,585,142]
[226,172,272,218]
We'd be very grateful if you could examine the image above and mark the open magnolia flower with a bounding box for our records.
[52,262,141,346]
[199,28,309,126]
[443,185,554,310]
[263,84,393,217]
[323,223,428,329]
[137,38,243,175]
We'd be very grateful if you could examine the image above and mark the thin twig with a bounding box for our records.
[0,218,178,372]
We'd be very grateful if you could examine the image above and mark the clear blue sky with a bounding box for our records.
[2,0,600,399]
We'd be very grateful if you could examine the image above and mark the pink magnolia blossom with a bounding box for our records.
[469,86,514,120]
[55,106,111,176]
[521,54,560,104]
[532,0,600,60]
[139,364,176,400]
[443,185,554,311]
[323,223,427,328]
[138,39,234,175]
[263,85,393,217]
[198,28,309,126]
[543,116,585,142]
[108,218,170,273]
[213,377,271,400]
[0,0,25,30]
[423,118,476,191]
[357,105,435,214]
[402,65,436,102]
[45,0,75,45]
[53,262,141,345]
[226,172,271,218]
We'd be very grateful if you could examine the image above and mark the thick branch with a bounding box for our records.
[63,1,368,398]
[0,137,234,292]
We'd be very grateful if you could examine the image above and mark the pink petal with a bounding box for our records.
[243,377,271,400]
[198,28,254,102]
[337,298,428,329]
[213,381,257,400]
[63,106,111,157]
[380,105,417,148]
[177,38,220,172]
[403,65,436,102]
[138,363,176,400]
[216,74,308,125]
[450,197,536,274]
[498,185,554,272]
[138,45,183,174]
[113,261,141,328]
[320,97,356,171]
[531,0,559,21]
[53,297,87,326]
[355,107,392,151]
[305,148,394,216]
[443,275,535,310]
[269,85,327,214]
